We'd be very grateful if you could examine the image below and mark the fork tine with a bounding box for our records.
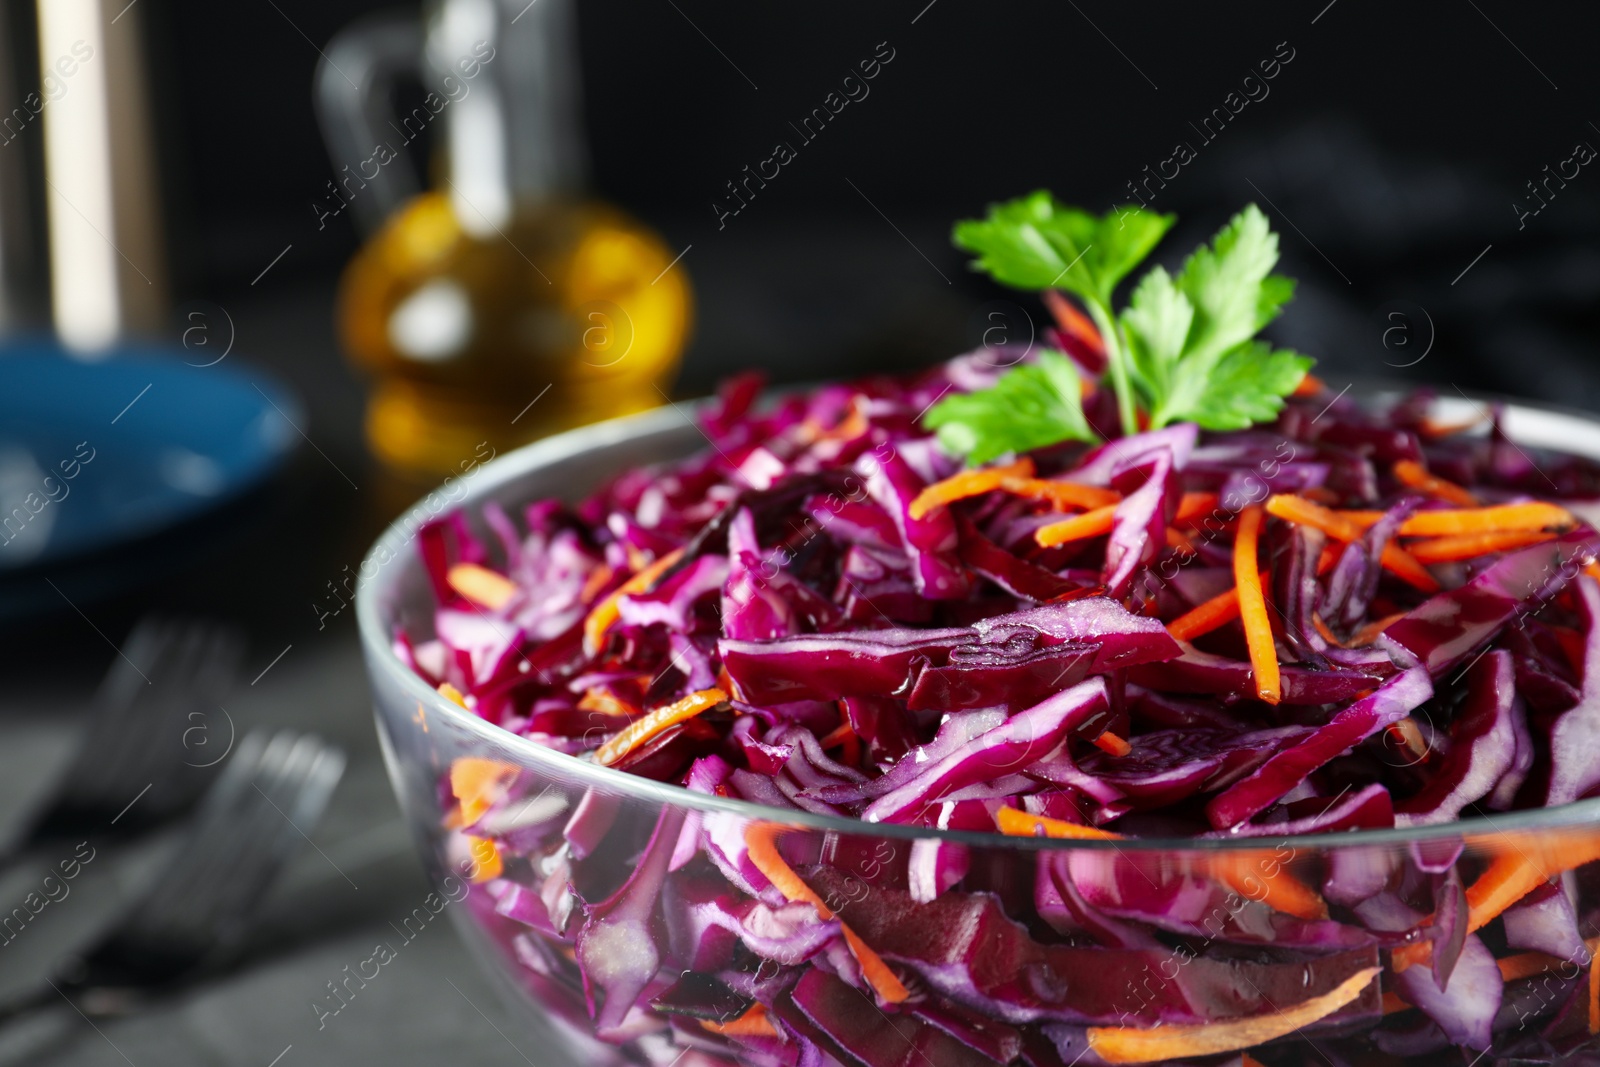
[117,732,344,952]
[64,621,244,814]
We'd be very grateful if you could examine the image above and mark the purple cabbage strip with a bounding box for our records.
[1380,529,1600,677]
[862,679,1109,823]
[1206,666,1432,829]
[1544,574,1600,806]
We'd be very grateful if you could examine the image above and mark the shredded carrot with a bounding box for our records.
[1381,991,1412,1015]
[1586,562,1600,583]
[908,458,1034,520]
[594,688,726,766]
[1387,718,1429,762]
[1497,951,1560,983]
[1393,459,1480,507]
[1035,504,1120,548]
[577,687,641,718]
[446,562,519,610]
[1209,852,1330,921]
[1041,289,1106,361]
[1396,502,1577,538]
[744,823,909,1004]
[1315,542,1342,574]
[1165,527,1196,553]
[1166,573,1264,643]
[995,806,1121,840]
[1092,731,1132,757]
[582,547,686,655]
[1408,529,1558,563]
[1233,506,1280,705]
[580,564,615,604]
[1348,611,1408,648]
[1292,373,1325,398]
[817,400,869,443]
[1394,834,1600,972]
[1241,1055,1268,1067]
[1265,495,1441,593]
[449,757,519,827]
[819,718,861,767]
[1086,967,1380,1064]
[1175,492,1221,525]
[438,682,469,708]
[1001,476,1122,511]
[1311,613,1342,648]
[465,835,503,882]
[702,1003,780,1038]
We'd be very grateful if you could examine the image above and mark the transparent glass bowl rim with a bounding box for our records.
[354,385,1600,854]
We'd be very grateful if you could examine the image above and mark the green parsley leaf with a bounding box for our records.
[952,191,1175,308]
[1120,204,1309,428]
[1161,341,1313,430]
[924,350,1098,465]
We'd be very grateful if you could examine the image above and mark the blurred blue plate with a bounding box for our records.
[0,342,302,570]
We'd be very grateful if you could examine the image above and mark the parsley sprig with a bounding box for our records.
[930,193,1312,462]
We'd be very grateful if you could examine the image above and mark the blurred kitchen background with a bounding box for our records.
[0,0,1599,1061]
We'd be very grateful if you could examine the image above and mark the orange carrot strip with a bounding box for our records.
[909,458,1035,520]
[1498,951,1563,983]
[447,562,519,610]
[1166,573,1264,642]
[1001,476,1122,511]
[450,756,518,826]
[1586,562,1600,583]
[1315,542,1342,574]
[1387,718,1429,762]
[582,547,686,655]
[1398,502,1576,537]
[1292,373,1325,398]
[594,688,726,766]
[1035,504,1120,548]
[744,823,909,1004]
[577,687,642,718]
[1042,289,1106,362]
[819,721,856,751]
[995,806,1121,840]
[1165,527,1196,553]
[701,1003,780,1038]
[1409,529,1556,564]
[1234,506,1280,705]
[1393,459,1480,507]
[1394,835,1600,971]
[438,682,469,708]
[465,835,503,882]
[1265,495,1441,593]
[1175,492,1221,525]
[1207,853,1330,921]
[1348,611,1409,648]
[580,564,615,604]
[1381,991,1412,1015]
[1241,1055,1269,1067]
[1092,731,1132,757]
[1311,613,1342,648]
[1086,967,1380,1064]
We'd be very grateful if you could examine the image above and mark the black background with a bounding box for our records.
[9,0,1600,671]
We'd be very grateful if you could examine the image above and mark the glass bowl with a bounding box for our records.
[356,397,1600,1067]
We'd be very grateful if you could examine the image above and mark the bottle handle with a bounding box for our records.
[313,11,425,235]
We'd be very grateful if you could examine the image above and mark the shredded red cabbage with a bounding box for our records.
[401,360,1600,1065]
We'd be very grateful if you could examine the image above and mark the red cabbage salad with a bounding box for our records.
[396,198,1600,1065]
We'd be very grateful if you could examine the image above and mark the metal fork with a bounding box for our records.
[0,729,346,1025]
[3,618,244,865]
